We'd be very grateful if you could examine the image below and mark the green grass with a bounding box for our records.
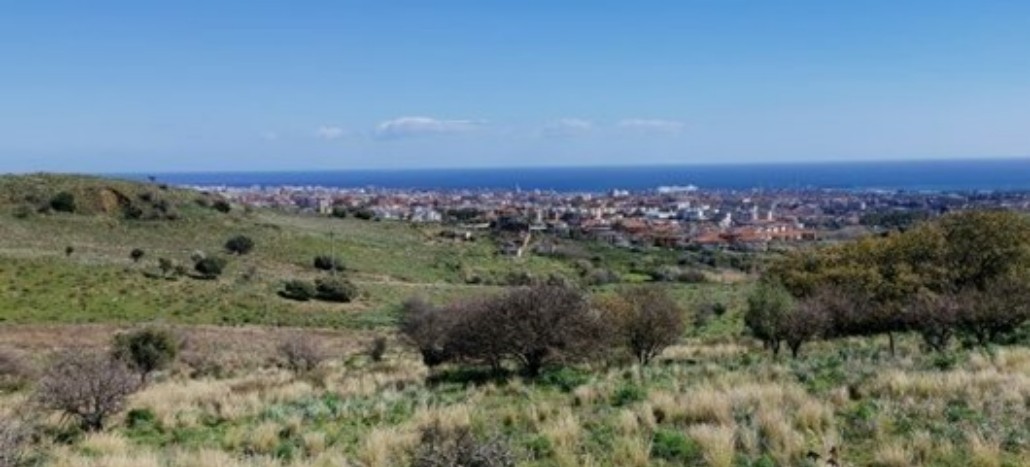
[0,175,751,329]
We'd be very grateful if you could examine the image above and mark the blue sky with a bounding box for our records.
[2,1,1030,172]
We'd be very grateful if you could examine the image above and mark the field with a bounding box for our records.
[1,175,1028,466]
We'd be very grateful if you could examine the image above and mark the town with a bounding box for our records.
[190,182,1030,253]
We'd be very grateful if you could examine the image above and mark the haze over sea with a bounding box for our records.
[131,159,1030,193]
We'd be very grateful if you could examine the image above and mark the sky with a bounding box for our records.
[2,1,1030,173]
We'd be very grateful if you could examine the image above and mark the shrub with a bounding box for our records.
[0,419,26,467]
[314,277,357,303]
[12,204,33,219]
[0,349,30,391]
[905,291,961,352]
[111,327,179,383]
[130,248,145,263]
[49,191,76,213]
[412,423,516,467]
[157,258,175,277]
[598,286,687,365]
[280,279,316,301]
[64,245,74,257]
[194,256,227,279]
[211,199,232,213]
[34,350,140,431]
[330,206,348,218]
[651,429,702,463]
[313,255,345,272]
[676,269,708,283]
[367,336,387,362]
[611,382,646,407]
[353,208,375,220]
[278,335,325,373]
[224,235,255,255]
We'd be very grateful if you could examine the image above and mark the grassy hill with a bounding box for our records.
[0,174,745,329]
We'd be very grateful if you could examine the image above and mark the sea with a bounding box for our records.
[128,159,1030,193]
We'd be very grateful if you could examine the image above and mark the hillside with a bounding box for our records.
[0,174,743,328]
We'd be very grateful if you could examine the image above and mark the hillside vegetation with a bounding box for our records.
[0,175,1027,466]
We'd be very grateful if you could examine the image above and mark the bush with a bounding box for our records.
[111,327,179,384]
[353,208,375,220]
[64,245,74,257]
[0,418,26,467]
[412,423,516,467]
[0,349,30,391]
[130,248,145,263]
[49,191,76,213]
[224,235,255,255]
[331,206,348,218]
[651,429,702,463]
[367,336,387,362]
[278,335,325,373]
[157,258,175,277]
[280,279,316,301]
[313,255,345,272]
[211,199,231,213]
[34,350,140,431]
[314,277,357,303]
[194,256,227,279]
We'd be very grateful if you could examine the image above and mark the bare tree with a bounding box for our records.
[277,334,326,373]
[599,286,687,365]
[783,293,832,358]
[34,350,140,431]
[399,297,455,368]
[905,290,961,352]
[489,284,604,376]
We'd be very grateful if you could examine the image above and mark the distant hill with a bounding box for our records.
[0,173,226,220]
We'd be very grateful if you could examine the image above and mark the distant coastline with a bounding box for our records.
[118,158,1030,193]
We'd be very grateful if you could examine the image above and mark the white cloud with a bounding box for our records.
[617,118,685,134]
[374,116,481,139]
[315,126,346,140]
[541,118,594,138]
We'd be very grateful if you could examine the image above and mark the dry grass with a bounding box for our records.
[2,326,1028,466]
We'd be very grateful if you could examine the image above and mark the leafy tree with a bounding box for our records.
[49,192,76,213]
[111,328,179,383]
[224,235,255,255]
[744,281,795,356]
